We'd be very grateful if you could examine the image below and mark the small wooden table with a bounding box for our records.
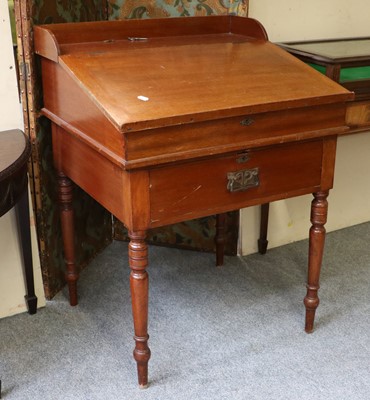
[0,129,37,314]
[34,16,353,387]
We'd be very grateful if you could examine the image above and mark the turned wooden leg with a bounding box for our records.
[128,231,151,388]
[258,203,270,255]
[57,172,79,306]
[215,213,227,266]
[304,191,328,333]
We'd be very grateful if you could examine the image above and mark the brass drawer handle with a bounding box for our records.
[240,118,254,126]
[227,168,259,192]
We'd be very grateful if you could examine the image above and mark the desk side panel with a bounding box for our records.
[52,126,128,226]
[321,136,337,191]
[41,59,125,159]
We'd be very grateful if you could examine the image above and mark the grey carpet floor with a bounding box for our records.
[1,222,370,400]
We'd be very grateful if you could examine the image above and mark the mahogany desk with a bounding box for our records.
[34,16,353,387]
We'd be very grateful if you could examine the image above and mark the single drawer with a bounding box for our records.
[149,140,324,227]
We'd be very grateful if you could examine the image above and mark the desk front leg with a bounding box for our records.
[304,191,329,333]
[129,230,151,388]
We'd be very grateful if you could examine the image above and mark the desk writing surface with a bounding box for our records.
[59,38,350,132]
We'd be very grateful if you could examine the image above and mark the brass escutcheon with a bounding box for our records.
[227,168,259,192]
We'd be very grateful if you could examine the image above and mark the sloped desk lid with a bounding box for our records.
[34,16,353,133]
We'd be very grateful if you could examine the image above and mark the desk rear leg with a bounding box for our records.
[129,230,151,388]
[304,191,328,333]
[57,171,79,306]
[258,203,270,254]
[215,213,227,266]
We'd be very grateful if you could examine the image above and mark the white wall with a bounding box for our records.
[249,0,370,42]
[0,0,45,318]
[241,1,370,255]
